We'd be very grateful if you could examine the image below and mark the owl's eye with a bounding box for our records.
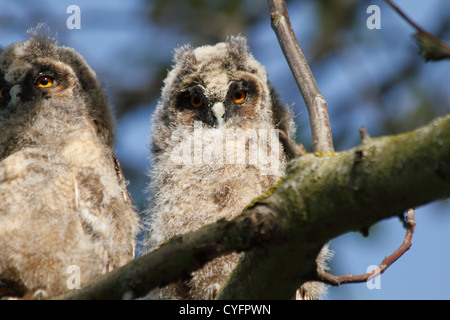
[190,95,204,108]
[0,86,4,99]
[231,90,246,104]
[35,76,54,88]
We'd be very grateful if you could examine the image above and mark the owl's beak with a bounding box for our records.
[211,102,225,127]
[8,84,22,108]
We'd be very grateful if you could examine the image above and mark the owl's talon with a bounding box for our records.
[32,289,47,300]
[209,284,220,300]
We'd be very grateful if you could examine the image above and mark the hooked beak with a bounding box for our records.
[211,102,225,127]
[8,84,22,108]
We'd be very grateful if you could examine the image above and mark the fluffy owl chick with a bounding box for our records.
[145,36,327,299]
[0,29,139,299]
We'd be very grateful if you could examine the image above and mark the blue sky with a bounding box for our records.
[1,0,449,299]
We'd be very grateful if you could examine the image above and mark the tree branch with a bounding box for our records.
[268,0,334,153]
[318,208,416,286]
[57,114,450,300]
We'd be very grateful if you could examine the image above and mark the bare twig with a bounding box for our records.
[385,0,428,34]
[385,0,450,61]
[268,0,334,153]
[359,126,371,145]
[278,130,307,158]
[318,208,416,286]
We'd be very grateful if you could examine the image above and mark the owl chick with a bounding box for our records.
[0,28,139,299]
[145,36,327,300]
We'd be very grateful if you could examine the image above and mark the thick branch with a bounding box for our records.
[58,114,450,300]
[268,0,333,153]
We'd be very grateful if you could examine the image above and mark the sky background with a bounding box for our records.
[1,0,449,299]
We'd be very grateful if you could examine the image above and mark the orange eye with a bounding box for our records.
[231,90,246,104]
[0,86,3,99]
[190,95,204,108]
[35,76,54,88]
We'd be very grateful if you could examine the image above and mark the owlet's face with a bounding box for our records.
[159,36,273,131]
[0,47,76,111]
[0,31,115,152]
[0,39,81,112]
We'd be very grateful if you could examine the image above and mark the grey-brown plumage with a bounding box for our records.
[145,36,327,300]
[0,27,139,299]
